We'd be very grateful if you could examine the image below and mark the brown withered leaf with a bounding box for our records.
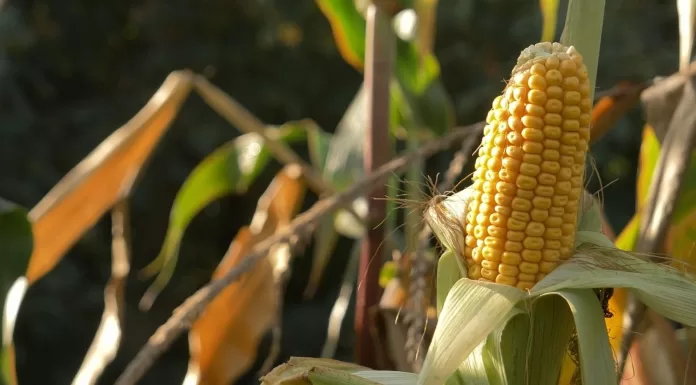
[589,81,646,144]
[186,165,306,385]
[641,62,696,143]
[26,71,193,283]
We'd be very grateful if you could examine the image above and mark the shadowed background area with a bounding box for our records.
[0,1,678,384]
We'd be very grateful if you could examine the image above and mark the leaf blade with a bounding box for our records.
[418,279,525,385]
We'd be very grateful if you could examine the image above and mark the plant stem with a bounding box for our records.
[356,1,394,368]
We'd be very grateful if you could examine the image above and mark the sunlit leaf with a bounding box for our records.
[26,71,193,283]
[0,200,32,385]
[314,0,366,70]
[315,1,453,138]
[539,0,559,42]
[186,166,306,385]
[139,123,308,309]
[589,82,644,144]
[677,0,696,72]
[418,279,525,385]
[187,227,276,385]
[636,124,661,210]
[435,251,461,315]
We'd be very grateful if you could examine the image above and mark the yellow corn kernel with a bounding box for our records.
[462,42,591,289]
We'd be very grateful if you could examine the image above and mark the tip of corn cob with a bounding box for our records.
[462,42,592,291]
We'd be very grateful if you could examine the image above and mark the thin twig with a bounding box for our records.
[113,122,484,385]
[404,131,482,372]
[73,199,131,385]
[617,75,696,378]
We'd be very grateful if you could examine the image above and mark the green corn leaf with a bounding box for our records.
[525,295,576,385]
[435,250,463,315]
[262,357,418,385]
[139,122,310,309]
[418,279,525,385]
[548,290,615,385]
[453,342,489,385]
[314,0,366,70]
[315,1,453,138]
[636,125,661,210]
[0,199,32,298]
[532,234,696,327]
[352,370,419,385]
[614,214,640,251]
[305,215,340,298]
[539,0,560,42]
[490,308,529,385]
[0,199,32,385]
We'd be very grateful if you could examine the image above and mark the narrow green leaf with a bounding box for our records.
[418,279,525,385]
[315,1,452,138]
[489,307,529,385]
[139,123,308,309]
[0,198,32,385]
[307,124,334,174]
[454,342,491,385]
[314,0,366,70]
[308,367,383,385]
[548,290,616,385]
[539,0,560,41]
[526,295,575,385]
[352,370,419,385]
[561,0,605,101]
[436,250,463,315]
[637,125,661,210]
[0,199,32,296]
[532,237,696,327]
[305,215,340,298]
[334,198,367,240]
[614,214,640,251]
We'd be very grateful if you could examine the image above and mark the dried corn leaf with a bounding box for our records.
[186,166,306,385]
[589,82,645,144]
[26,71,193,283]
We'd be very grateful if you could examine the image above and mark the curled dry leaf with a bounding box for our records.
[26,71,193,283]
[186,165,306,385]
[589,81,646,144]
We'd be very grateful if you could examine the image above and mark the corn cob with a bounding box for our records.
[464,42,591,290]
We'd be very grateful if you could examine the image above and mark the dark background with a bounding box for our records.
[0,1,679,384]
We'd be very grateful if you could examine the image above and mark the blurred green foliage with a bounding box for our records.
[0,0,681,384]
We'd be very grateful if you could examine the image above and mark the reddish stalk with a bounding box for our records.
[355,2,393,368]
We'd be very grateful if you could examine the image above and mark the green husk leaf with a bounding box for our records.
[560,0,605,101]
[418,279,526,385]
[526,295,576,385]
[532,237,696,327]
[307,368,383,385]
[352,370,419,385]
[454,342,491,385]
[490,308,530,385]
[436,250,463,315]
[548,290,616,385]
